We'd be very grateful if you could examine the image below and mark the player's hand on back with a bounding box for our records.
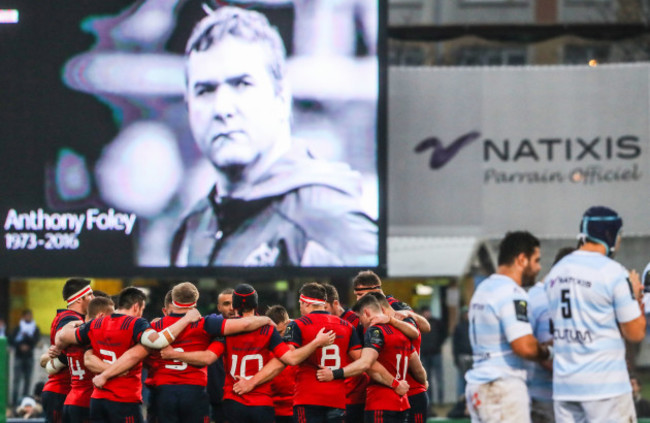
[48,344,61,359]
[315,327,335,347]
[264,316,277,327]
[160,346,178,360]
[184,308,202,322]
[93,374,108,389]
[394,310,412,321]
[233,375,256,395]
[394,380,409,396]
[316,366,334,382]
[369,314,390,326]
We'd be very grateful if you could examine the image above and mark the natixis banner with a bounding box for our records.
[388,64,649,238]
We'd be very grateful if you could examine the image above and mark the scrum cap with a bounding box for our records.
[579,206,623,257]
[233,283,258,311]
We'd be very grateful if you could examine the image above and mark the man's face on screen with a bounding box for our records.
[186,36,287,174]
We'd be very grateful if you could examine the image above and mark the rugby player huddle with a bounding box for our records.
[40,271,433,423]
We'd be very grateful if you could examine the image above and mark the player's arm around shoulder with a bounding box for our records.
[93,344,150,389]
[317,325,381,382]
[54,319,84,351]
[223,315,275,336]
[279,327,335,366]
[141,308,201,349]
[619,269,646,343]
[84,349,108,374]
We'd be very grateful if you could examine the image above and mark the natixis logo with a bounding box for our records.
[413,131,481,170]
[414,131,643,185]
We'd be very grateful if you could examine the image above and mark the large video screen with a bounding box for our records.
[0,0,386,277]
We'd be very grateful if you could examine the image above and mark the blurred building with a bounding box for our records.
[388,0,650,66]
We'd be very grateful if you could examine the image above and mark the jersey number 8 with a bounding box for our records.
[320,344,341,369]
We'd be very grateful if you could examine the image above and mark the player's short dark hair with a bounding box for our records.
[353,270,382,289]
[352,293,381,314]
[163,290,173,308]
[92,290,110,298]
[116,287,147,310]
[266,305,289,325]
[497,231,540,266]
[322,282,339,304]
[62,278,91,301]
[299,282,327,302]
[88,297,115,320]
[365,291,390,309]
[553,247,575,265]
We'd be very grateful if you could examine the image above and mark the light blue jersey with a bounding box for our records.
[526,281,553,401]
[544,250,641,401]
[465,274,533,385]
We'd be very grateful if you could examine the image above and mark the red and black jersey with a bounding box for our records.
[364,324,413,412]
[213,323,290,407]
[340,308,359,328]
[63,344,94,408]
[340,308,368,406]
[43,309,84,395]
[148,314,225,387]
[75,313,151,403]
[405,322,426,397]
[284,310,362,409]
[386,295,410,311]
[271,362,296,416]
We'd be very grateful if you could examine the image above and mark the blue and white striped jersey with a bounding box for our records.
[526,281,553,401]
[544,250,641,401]
[465,274,533,385]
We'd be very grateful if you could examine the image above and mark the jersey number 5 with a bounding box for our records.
[165,348,187,371]
[561,289,572,319]
[99,349,116,364]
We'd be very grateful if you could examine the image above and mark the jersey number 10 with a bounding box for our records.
[230,354,263,380]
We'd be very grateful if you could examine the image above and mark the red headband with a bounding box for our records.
[299,294,326,306]
[172,300,196,309]
[67,286,93,306]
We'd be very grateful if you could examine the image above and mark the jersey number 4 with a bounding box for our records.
[68,357,85,380]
